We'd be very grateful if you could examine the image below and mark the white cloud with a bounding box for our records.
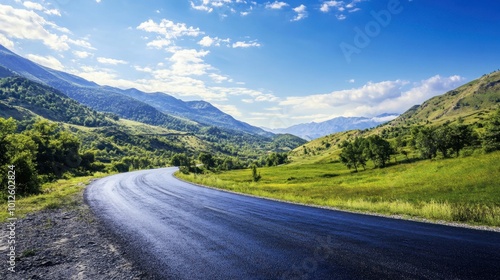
[22,1,43,11]
[167,48,212,76]
[291,4,307,21]
[212,103,243,117]
[198,35,230,47]
[73,50,92,58]
[97,57,128,65]
[137,19,203,40]
[232,40,261,48]
[320,0,363,20]
[26,54,64,70]
[0,4,92,51]
[209,73,230,83]
[22,1,61,16]
[0,34,15,49]
[320,1,343,13]
[278,75,465,123]
[265,1,289,9]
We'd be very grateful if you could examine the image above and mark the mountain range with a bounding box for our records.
[0,44,271,136]
[264,113,399,140]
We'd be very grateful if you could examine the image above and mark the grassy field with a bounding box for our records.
[0,173,108,222]
[177,151,500,226]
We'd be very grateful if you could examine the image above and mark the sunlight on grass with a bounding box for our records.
[0,173,108,222]
[177,151,500,226]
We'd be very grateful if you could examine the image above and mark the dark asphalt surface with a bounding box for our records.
[85,167,500,280]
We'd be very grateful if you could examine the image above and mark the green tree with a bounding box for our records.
[363,135,394,168]
[0,118,40,196]
[198,152,215,170]
[483,108,500,152]
[413,127,437,159]
[339,138,367,172]
[251,164,261,182]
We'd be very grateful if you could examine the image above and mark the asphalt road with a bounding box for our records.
[85,167,500,280]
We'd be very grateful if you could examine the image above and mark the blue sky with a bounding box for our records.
[1,0,499,128]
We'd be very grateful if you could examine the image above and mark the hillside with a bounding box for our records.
[0,76,112,127]
[390,71,500,127]
[119,88,272,136]
[289,70,500,162]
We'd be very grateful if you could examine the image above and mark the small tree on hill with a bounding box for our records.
[252,165,261,182]
[339,138,367,172]
[483,108,500,152]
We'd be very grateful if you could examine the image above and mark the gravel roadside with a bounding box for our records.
[0,190,152,280]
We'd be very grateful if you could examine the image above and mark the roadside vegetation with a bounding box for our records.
[0,174,107,221]
[177,108,500,226]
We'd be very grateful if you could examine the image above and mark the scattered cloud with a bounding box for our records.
[73,50,93,58]
[137,19,203,48]
[198,35,230,47]
[26,54,64,70]
[0,4,92,51]
[320,0,364,20]
[232,40,261,48]
[97,57,128,65]
[265,1,289,10]
[22,1,61,16]
[291,4,307,21]
[212,103,243,117]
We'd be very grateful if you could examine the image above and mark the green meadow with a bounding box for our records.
[177,151,500,226]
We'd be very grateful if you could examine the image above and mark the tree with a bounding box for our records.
[171,153,190,167]
[198,152,215,170]
[413,127,437,159]
[26,119,82,178]
[251,164,261,182]
[0,118,40,196]
[339,138,367,172]
[448,124,477,157]
[363,135,394,168]
[483,108,500,152]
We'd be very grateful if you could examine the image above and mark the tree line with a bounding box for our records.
[339,108,500,171]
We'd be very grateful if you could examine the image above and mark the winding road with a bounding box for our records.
[85,167,500,279]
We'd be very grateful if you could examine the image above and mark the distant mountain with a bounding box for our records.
[118,88,272,136]
[390,70,500,127]
[265,114,399,140]
[0,44,271,136]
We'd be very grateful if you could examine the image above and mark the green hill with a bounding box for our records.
[391,70,500,127]
[0,76,113,127]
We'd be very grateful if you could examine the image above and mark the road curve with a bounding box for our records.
[85,167,500,279]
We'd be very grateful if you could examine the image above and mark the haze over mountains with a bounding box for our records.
[264,113,399,140]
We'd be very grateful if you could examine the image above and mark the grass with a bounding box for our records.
[0,173,108,222]
[177,151,500,226]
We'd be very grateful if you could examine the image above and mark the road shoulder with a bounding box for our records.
[0,186,150,279]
